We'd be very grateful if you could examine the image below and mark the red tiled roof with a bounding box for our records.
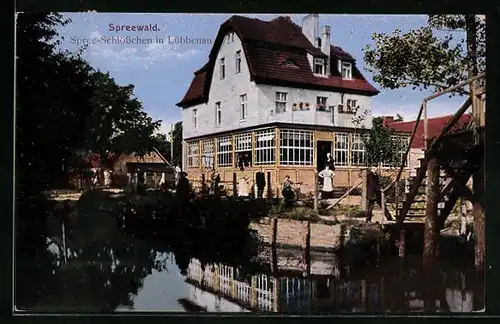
[177,15,378,108]
[85,152,117,168]
[387,114,472,149]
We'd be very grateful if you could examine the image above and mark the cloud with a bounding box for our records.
[83,31,202,70]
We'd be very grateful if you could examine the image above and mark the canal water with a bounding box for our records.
[15,191,484,313]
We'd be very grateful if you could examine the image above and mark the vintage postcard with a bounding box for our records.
[14,12,486,313]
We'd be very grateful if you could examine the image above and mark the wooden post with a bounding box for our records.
[267,171,272,201]
[423,157,440,270]
[339,223,346,250]
[230,276,237,300]
[465,15,485,275]
[305,221,311,276]
[314,171,319,212]
[394,176,400,219]
[272,277,280,312]
[250,275,257,308]
[232,172,237,198]
[271,217,278,273]
[460,199,467,238]
[381,190,386,220]
[201,173,206,196]
[423,101,428,150]
[361,279,367,311]
[61,219,67,264]
[398,229,406,258]
[361,169,367,211]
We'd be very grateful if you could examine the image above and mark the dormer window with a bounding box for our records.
[282,59,297,67]
[341,61,352,79]
[314,58,325,75]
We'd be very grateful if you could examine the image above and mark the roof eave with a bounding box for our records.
[254,76,379,96]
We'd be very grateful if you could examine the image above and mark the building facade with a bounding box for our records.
[177,14,407,195]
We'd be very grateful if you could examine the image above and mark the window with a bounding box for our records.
[341,61,352,79]
[235,132,252,166]
[314,58,325,75]
[240,94,247,120]
[275,92,287,113]
[220,57,225,80]
[334,133,349,166]
[235,50,241,74]
[317,37,322,48]
[215,102,221,126]
[192,109,198,129]
[282,59,297,67]
[351,133,366,166]
[279,129,313,165]
[380,135,409,167]
[255,129,276,165]
[316,96,328,111]
[187,142,199,167]
[217,136,233,167]
[347,99,357,109]
[392,135,409,167]
[231,33,234,42]
[201,139,215,168]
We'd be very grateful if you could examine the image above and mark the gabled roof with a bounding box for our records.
[387,114,472,149]
[177,15,378,108]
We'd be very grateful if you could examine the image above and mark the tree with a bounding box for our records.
[15,12,162,268]
[363,15,485,273]
[363,15,485,96]
[352,112,406,169]
[79,71,161,172]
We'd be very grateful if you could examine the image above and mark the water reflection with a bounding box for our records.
[15,190,483,313]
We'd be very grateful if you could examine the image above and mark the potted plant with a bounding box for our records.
[292,103,298,111]
[299,102,304,109]
[305,102,310,109]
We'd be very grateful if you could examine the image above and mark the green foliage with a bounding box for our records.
[352,116,407,168]
[363,15,485,96]
[16,12,162,192]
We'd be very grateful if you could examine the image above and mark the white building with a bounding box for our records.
[177,14,399,193]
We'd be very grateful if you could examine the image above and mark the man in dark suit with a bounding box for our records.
[255,168,266,199]
[366,166,382,223]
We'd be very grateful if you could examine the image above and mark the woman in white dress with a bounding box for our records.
[318,166,335,199]
[238,173,249,197]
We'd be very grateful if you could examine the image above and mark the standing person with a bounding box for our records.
[209,167,221,198]
[103,169,111,187]
[255,167,266,199]
[325,153,336,170]
[176,172,191,216]
[366,166,382,223]
[238,172,249,197]
[174,164,182,187]
[318,165,335,199]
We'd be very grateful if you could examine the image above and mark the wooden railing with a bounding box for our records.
[381,72,486,221]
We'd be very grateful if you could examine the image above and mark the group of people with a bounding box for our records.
[174,150,389,223]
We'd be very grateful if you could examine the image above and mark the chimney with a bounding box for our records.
[301,14,320,47]
[321,25,331,76]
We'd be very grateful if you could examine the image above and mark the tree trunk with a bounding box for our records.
[423,158,440,270]
[473,165,485,274]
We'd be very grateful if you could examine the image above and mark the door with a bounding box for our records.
[316,141,333,171]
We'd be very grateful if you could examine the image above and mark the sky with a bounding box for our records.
[56,13,468,135]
